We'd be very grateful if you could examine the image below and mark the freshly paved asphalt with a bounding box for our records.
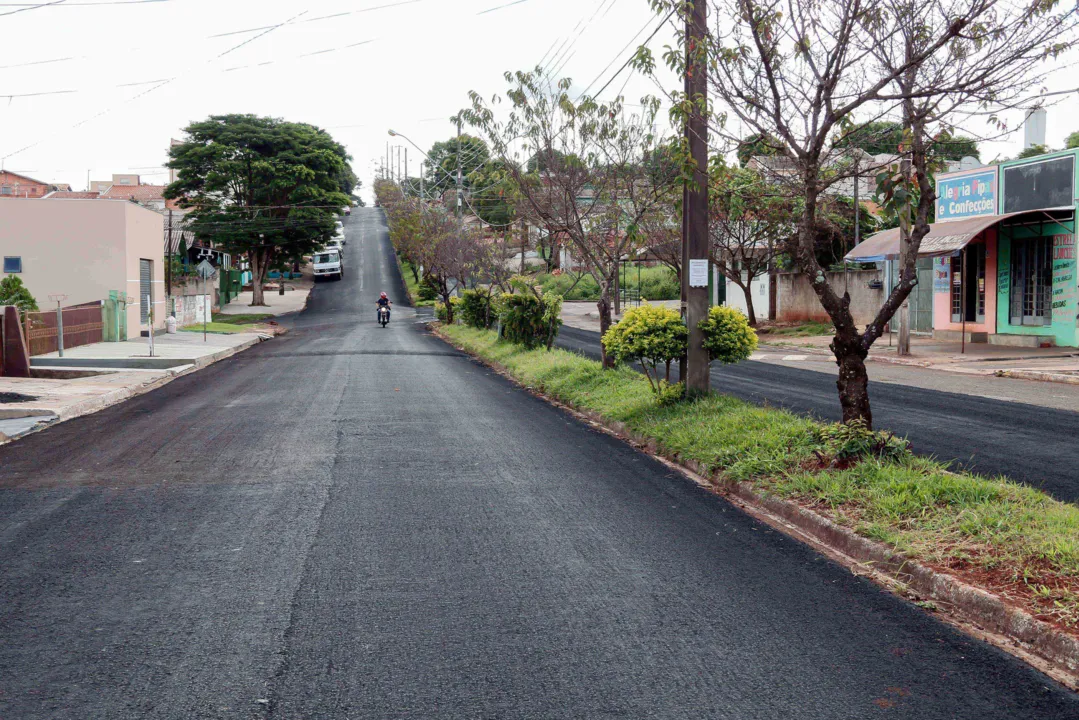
[558,325,1079,504]
[1,208,1076,718]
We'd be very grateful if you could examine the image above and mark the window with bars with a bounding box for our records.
[1009,237,1053,326]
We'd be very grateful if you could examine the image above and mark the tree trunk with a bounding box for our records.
[742,283,757,327]
[597,287,614,368]
[249,250,268,307]
[831,331,872,427]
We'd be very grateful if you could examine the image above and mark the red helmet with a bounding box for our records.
[380,292,388,299]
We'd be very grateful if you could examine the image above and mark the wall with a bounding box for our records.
[124,201,166,333]
[931,230,997,334]
[775,269,883,327]
[723,271,770,322]
[0,199,163,340]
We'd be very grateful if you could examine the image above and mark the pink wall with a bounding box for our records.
[932,228,997,333]
[0,198,164,338]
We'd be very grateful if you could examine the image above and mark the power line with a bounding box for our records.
[477,0,529,15]
[579,8,675,101]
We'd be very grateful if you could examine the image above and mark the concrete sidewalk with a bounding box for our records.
[0,332,266,443]
[217,265,314,317]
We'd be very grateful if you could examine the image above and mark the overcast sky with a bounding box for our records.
[2,0,1074,202]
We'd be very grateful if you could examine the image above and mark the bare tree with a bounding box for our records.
[465,71,681,366]
[640,0,1078,426]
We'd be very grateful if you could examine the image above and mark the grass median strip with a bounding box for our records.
[440,324,1079,631]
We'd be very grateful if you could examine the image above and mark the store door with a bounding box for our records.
[1009,238,1053,326]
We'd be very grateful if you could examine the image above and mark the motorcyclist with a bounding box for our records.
[376,292,392,322]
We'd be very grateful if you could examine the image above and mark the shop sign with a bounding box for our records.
[936,169,997,222]
[1051,234,1077,324]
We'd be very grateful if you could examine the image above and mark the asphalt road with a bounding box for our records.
[0,208,1076,718]
[557,325,1079,504]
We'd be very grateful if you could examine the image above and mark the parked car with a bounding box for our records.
[313,249,343,280]
[324,236,345,254]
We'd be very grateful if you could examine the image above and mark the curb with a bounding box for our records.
[0,336,268,445]
[433,325,1079,689]
[997,369,1079,386]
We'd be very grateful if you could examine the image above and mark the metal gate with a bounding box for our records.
[890,258,934,334]
[140,259,152,325]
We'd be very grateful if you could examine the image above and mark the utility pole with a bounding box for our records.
[898,156,912,356]
[420,161,425,200]
[405,148,408,193]
[456,115,464,227]
[683,0,710,394]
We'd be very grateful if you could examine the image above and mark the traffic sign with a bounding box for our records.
[196,259,215,278]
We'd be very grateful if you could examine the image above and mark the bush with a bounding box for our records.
[498,292,550,349]
[0,275,38,312]
[533,267,680,302]
[459,289,499,329]
[602,303,687,394]
[435,297,460,324]
[656,380,685,407]
[813,420,911,464]
[698,306,757,364]
[418,275,439,301]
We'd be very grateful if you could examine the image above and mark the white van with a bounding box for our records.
[313,249,343,280]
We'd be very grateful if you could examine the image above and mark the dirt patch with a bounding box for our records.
[0,392,39,404]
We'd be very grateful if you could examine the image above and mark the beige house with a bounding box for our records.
[0,198,165,337]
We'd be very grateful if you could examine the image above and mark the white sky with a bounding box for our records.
[0,0,678,203]
[1,0,1073,202]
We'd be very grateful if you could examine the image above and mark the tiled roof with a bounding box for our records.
[98,184,168,202]
[44,191,100,199]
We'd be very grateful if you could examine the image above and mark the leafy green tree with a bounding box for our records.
[467,159,519,228]
[1017,144,1049,159]
[834,121,979,160]
[602,304,687,392]
[1066,132,1079,150]
[165,114,352,306]
[424,134,491,198]
[0,275,38,312]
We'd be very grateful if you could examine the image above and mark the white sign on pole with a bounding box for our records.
[688,258,709,288]
[196,259,215,279]
[194,295,211,323]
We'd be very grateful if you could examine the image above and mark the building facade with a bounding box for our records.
[0,171,53,199]
[0,199,165,337]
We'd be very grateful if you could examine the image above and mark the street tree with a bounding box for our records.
[424,134,491,197]
[166,114,352,306]
[833,121,979,161]
[0,275,38,312]
[465,71,681,367]
[709,162,792,326]
[639,0,1077,426]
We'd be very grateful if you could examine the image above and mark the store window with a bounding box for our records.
[950,244,986,323]
[1009,237,1053,326]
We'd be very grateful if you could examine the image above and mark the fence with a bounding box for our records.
[23,301,104,356]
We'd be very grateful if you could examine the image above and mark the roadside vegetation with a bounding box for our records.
[398,258,437,307]
[438,323,1079,631]
[534,267,679,302]
[757,321,834,338]
[179,313,275,334]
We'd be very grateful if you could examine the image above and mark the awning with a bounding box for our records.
[844,207,1074,262]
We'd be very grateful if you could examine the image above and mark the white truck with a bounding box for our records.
[313,249,343,281]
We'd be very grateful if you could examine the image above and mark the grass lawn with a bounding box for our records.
[758,320,834,337]
[211,313,274,325]
[399,258,436,307]
[439,323,1079,630]
[179,322,264,335]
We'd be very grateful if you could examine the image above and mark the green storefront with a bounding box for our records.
[996,150,1078,347]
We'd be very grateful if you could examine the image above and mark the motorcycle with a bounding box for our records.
[378,305,390,327]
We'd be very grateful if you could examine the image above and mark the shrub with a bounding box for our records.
[656,380,685,407]
[0,275,38,312]
[540,291,563,350]
[435,297,460,324]
[418,275,439,301]
[533,267,680,302]
[459,288,499,329]
[813,420,911,464]
[498,292,548,348]
[698,306,757,364]
[602,303,688,394]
